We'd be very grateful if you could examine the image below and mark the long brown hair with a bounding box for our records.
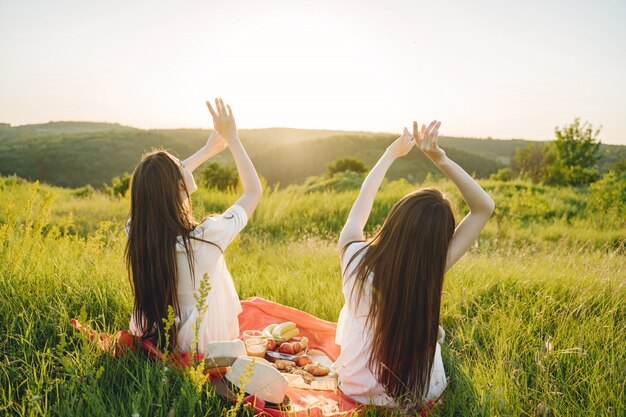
[125,150,197,350]
[345,188,455,405]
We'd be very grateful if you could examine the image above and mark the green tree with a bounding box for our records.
[544,118,601,186]
[510,142,545,183]
[199,162,239,191]
[326,157,368,177]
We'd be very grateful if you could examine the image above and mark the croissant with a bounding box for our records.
[303,362,330,376]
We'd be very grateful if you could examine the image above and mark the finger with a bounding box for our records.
[218,98,226,116]
[425,120,438,140]
[227,104,233,118]
[215,98,222,116]
[413,121,423,146]
[206,101,217,118]
[432,121,442,145]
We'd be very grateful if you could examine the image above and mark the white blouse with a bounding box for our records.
[332,241,447,406]
[129,204,248,354]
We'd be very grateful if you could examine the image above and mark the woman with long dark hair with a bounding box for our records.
[126,98,262,353]
[333,121,495,408]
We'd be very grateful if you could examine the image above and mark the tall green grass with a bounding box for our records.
[0,178,624,416]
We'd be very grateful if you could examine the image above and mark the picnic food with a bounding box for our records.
[262,322,300,341]
[272,322,297,338]
[303,362,330,376]
[295,355,312,367]
[245,337,267,358]
[266,338,277,351]
[275,359,296,371]
[262,323,278,339]
[300,337,309,349]
[279,343,295,354]
[289,368,315,384]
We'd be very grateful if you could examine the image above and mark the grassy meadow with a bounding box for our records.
[0,175,624,416]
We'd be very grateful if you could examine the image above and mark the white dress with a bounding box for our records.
[332,241,447,406]
[129,204,248,354]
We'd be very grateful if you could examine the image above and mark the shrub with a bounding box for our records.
[199,162,239,191]
[326,157,368,177]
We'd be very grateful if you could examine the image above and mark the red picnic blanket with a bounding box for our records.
[238,297,358,416]
[70,297,439,416]
[70,297,360,416]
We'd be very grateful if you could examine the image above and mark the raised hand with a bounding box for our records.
[413,120,445,162]
[205,131,228,156]
[386,127,416,159]
[206,98,238,141]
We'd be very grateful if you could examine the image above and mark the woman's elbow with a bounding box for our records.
[487,198,496,216]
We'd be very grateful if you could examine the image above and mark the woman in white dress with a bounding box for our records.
[333,120,495,409]
[126,98,262,354]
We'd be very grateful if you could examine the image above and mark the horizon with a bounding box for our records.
[1,1,625,145]
[3,119,624,146]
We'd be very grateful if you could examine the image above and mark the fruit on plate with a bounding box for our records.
[281,328,299,341]
[279,342,295,355]
[300,336,309,349]
[272,322,300,340]
[266,338,277,351]
[262,323,278,339]
[292,342,302,353]
[295,354,312,367]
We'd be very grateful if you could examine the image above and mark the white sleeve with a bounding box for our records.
[340,241,367,285]
[200,204,249,251]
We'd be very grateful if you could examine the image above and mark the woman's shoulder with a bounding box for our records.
[199,204,246,234]
[340,241,369,280]
[341,241,368,262]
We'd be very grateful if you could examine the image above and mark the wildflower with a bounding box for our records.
[544,337,553,352]
[132,413,140,417]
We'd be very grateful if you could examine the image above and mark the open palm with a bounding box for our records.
[206,98,237,141]
[414,120,445,161]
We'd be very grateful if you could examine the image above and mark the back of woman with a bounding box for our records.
[126,98,262,354]
[332,121,495,409]
[171,203,248,350]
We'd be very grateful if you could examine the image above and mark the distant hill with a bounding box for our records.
[0,121,623,188]
[0,128,186,188]
[156,127,378,156]
[253,134,504,185]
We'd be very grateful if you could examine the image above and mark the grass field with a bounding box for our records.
[0,177,624,416]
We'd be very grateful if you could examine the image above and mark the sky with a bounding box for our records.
[1,0,625,144]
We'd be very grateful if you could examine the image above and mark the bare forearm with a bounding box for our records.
[228,136,262,197]
[431,156,494,213]
[183,145,214,173]
[349,152,395,228]
[339,152,393,248]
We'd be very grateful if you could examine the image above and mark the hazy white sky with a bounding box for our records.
[1,0,625,144]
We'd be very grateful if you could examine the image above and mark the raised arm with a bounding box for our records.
[182,131,228,173]
[206,98,262,218]
[413,120,495,271]
[338,128,415,253]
